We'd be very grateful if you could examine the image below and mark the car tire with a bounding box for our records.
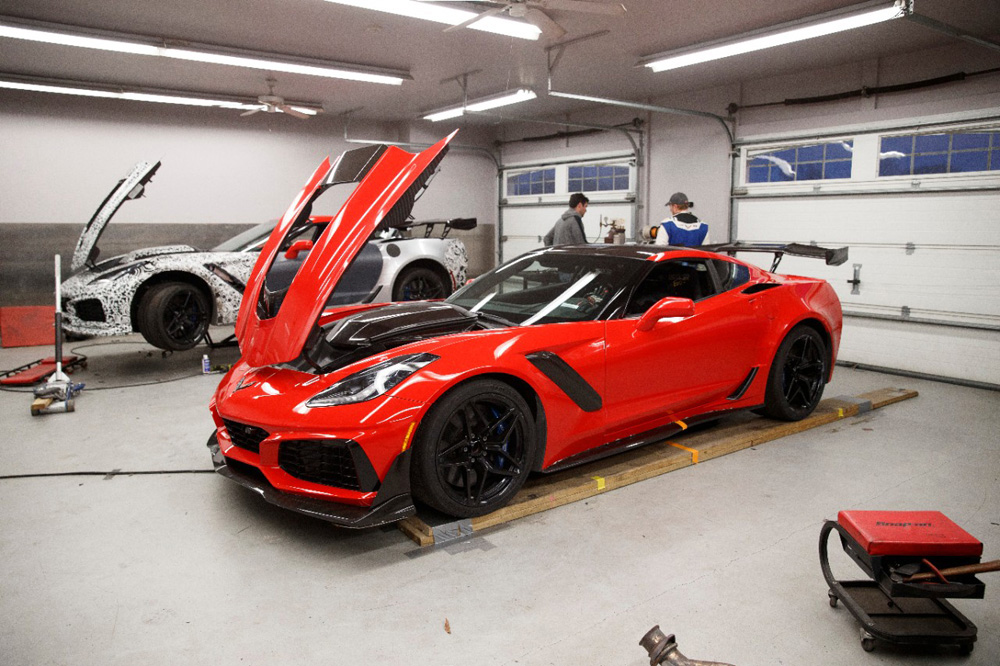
[411,379,536,518]
[761,324,828,421]
[392,266,449,301]
[137,281,210,351]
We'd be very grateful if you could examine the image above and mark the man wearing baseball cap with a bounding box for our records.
[654,192,707,247]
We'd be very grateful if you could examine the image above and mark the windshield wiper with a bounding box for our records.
[475,311,517,328]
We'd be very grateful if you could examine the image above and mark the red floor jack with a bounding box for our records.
[29,255,84,416]
[820,510,998,654]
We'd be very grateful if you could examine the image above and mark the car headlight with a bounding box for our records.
[306,353,439,407]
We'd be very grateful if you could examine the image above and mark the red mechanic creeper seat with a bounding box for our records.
[838,510,983,558]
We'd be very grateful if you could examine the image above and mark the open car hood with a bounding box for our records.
[236,132,456,368]
[71,161,161,272]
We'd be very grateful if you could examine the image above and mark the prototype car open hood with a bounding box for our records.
[71,161,161,272]
[236,132,456,368]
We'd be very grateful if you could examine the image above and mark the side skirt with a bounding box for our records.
[542,409,742,474]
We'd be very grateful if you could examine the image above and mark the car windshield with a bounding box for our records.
[212,220,277,252]
[447,250,646,326]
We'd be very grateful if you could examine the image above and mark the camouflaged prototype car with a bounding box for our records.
[61,161,473,351]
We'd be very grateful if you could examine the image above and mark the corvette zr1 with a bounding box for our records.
[208,132,846,527]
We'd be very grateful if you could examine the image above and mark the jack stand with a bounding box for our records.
[31,254,85,416]
[204,328,238,349]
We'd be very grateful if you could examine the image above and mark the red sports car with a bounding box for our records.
[208,133,845,527]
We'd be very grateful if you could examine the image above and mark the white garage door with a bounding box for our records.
[500,154,636,262]
[733,120,1000,387]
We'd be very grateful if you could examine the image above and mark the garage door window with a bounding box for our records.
[506,168,556,196]
[747,140,853,183]
[878,130,1000,176]
[568,164,631,192]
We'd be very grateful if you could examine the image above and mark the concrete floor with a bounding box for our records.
[1,333,998,666]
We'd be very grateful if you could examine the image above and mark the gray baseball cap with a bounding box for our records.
[667,192,692,206]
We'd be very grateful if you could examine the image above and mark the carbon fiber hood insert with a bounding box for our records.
[295,301,479,374]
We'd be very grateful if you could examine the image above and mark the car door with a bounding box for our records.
[602,257,769,438]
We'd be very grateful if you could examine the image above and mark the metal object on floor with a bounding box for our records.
[820,510,984,654]
[30,255,86,416]
[639,626,735,666]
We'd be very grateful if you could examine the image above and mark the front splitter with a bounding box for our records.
[207,437,415,529]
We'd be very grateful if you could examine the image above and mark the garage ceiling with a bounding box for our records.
[1,0,998,124]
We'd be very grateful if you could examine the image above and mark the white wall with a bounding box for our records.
[0,91,498,227]
[0,92,501,283]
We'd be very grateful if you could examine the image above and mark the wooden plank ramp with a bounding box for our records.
[398,387,917,547]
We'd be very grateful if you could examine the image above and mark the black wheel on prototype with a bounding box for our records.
[411,379,536,518]
[137,281,210,351]
[392,266,449,301]
[762,324,828,421]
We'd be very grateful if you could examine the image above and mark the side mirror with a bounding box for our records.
[284,239,313,260]
[635,297,695,332]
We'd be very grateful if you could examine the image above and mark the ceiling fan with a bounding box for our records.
[241,78,320,119]
[418,0,626,40]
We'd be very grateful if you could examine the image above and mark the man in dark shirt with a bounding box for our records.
[543,192,589,246]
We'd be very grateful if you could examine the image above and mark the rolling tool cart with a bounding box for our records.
[820,510,987,654]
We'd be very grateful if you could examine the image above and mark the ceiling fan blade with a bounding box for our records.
[524,7,566,40]
[534,0,626,15]
[444,6,505,32]
[278,105,311,120]
[240,107,262,117]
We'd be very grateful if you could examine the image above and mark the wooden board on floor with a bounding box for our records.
[398,388,918,546]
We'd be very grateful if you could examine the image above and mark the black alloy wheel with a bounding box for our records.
[762,324,828,421]
[412,380,536,517]
[392,266,449,301]
[137,281,210,351]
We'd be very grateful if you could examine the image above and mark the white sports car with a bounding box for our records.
[61,161,474,351]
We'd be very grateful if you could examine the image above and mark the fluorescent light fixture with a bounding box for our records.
[323,0,541,40]
[424,107,466,123]
[0,15,411,84]
[0,74,323,115]
[423,88,537,122]
[641,0,906,72]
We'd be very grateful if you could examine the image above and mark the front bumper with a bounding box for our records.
[61,275,134,337]
[62,296,133,337]
[208,435,415,529]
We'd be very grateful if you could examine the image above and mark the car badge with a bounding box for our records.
[233,375,258,393]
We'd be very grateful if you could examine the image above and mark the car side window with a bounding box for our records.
[625,259,716,316]
[710,259,750,292]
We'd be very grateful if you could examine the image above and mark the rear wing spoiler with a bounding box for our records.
[403,217,478,238]
[703,242,848,272]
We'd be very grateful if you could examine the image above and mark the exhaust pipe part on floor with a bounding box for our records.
[640,626,735,666]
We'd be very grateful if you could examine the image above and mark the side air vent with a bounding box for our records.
[742,283,781,295]
[727,367,759,401]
